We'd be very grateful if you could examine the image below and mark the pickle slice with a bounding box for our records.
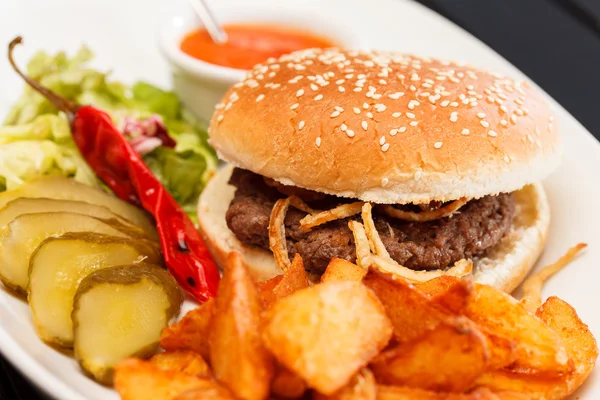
[28,233,162,347]
[0,176,157,239]
[0,212,149,294]
[73,264,183,385]
[0,198,140,232]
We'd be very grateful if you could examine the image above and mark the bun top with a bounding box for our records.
[209,48,561,204]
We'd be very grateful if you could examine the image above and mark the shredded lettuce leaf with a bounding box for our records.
[2,46,217,219]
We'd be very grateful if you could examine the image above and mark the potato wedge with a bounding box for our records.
[363,269,450,343]
[259,254,310,309]
[321,258,366,283]
[149,351,211,378]
[422,277,473,314]
[0,212,150,294]
[0,198,139,233]
[115,359,230,400]
[73,265,183,384]
[209,253,274,400]
[371,317,488,392]
[376,386,526,400]
[471,297,596,398]
[464,284,570,376]
[271,365,308,399]
[0,176,157,238]
[536,296,597,395]
[160,299,215,361]
[174,387,234,400]
[28,233,161,347]
[313,368,376,400]
[263,281,392,395]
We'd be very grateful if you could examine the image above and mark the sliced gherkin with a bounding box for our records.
[72,264,183,385]
[0,176,157,239]
[28,232,162,347]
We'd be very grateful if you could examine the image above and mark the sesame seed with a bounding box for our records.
[314,94,324,101]
[271,83,281,89]
[504,155,510,163]
[392,112,402,118]
[500,119,508,126]
[217,115,224,122]
[345,74,354,79]
[338,86,345,92]
[255,94,265,102]
[367,112,374,119]
[440,100,450,107]
[406,112,416,119]
[353,107,361,114]
[450,102,459,107]
[375,104,387,112]
[410,85,417,92]
[549,115,555,122]
[215,103,224,110]
[487,96,495,103]
[315,137,321,147]
[388,92,404,99]
[362,121,368,130]
[399,126,407,133]
[346,129,355,137]
[434,141,443,149]
[353,87,362,92]
[382,143,390,152]
[357,74,366,79]
[477,113,486,119]
[379,79,387,85]
[511,115,518,124]
[379,136,386,145]
[296,89,304,97]
[381,177,389,186]
[515,98,524,105]
[410,121,419,126]
[340,123,347,131]
[515,109,524,116]
[336,79,345,85]
[414,170,423,180]
[334,106,344,112]
[290,103,299,111]
[363,103,370,109]
[298,121,305,130]
[428,95,437,104]
[462,128,470,135]
[500,105,508,113]
[390,129,398,135]
[480,120,490,128]
[408,103,415,110]
[310,83,318,91]
[488,130,497,137]
[330,111,341,118]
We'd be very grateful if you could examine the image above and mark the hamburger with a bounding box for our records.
[198,49,561,292]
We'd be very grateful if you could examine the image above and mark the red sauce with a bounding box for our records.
[180,24,337,70]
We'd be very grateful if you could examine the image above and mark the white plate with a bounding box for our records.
[0,0,599,399]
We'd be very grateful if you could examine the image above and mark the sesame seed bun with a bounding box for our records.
[209,49,561,204]
[198,165,550,292]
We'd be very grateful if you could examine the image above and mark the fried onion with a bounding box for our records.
[380,198,468,222]
[371,255,473,283]
[300,202,364,231]
[521,243,587,312]
[348,220,372,270]
[361,203,393,262]
[268,197,293,272]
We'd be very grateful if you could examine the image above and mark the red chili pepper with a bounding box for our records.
[8,37,219,302]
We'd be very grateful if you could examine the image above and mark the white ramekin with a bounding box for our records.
[158,4,367,122]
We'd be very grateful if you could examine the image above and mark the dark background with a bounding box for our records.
[2,0,600,398]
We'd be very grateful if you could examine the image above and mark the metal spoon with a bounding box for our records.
[188,0,228,44]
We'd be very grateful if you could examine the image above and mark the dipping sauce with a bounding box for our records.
[180,24,337,70]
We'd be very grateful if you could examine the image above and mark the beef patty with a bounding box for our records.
[225,168,515,275]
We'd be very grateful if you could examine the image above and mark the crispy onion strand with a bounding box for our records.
[521,243,587,312]
[380,198,468,222]
[300,202,365,231]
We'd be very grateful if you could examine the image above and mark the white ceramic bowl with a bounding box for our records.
[158,3,367,122]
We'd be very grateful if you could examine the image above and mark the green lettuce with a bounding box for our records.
[2,46,217,219]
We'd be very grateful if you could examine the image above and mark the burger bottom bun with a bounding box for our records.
[197,164,550,292]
